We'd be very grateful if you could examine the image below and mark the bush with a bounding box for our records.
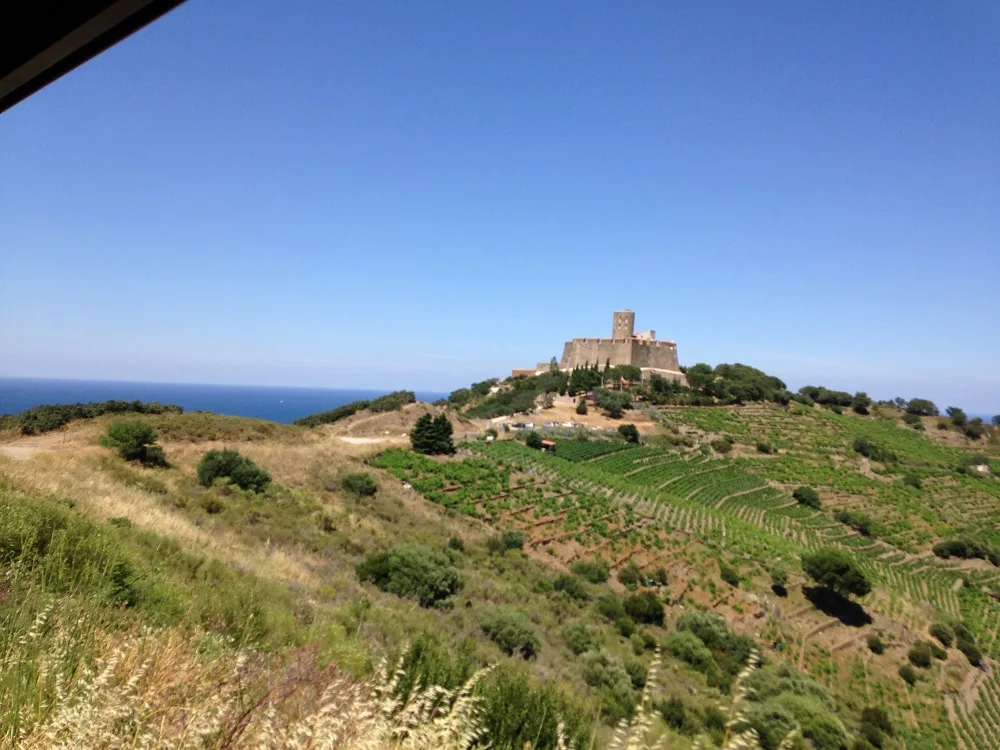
[899,664,918,685]
[662,630,718,677]
[930,642,948,660]
[618,424,640,443]
[834,509,876,537]
[852,437,897,462]
[958,638,982,666]
[356,544,460,607]
[561,622,595,655]
[801,548,872,598]
[756,442,775,454]
[596,593,626,622]
[907,641,932,668]
[525,431,543,450]
[340,472,377,497]
[447,536,465,551]
[615,615,635,638]
[622,591,664,625]
[617,562,642,590]
[792,486,821,510]
[553,573,588,601]
[902,474,922,490]
[575,400,588,415]
[410,413,455,455]
[579,651,636,723]
[770,568,788,595]
[720,564,741,588]
[867,634,884,654]
[965,419,986,440]
[571,559,610,584]
[710,439,732,454]
[487,530,525,555]
[101,420,163,465]
[4,399,182,435]
[481,607,539,659]
[929,622,954,647]
[196,449,271,492]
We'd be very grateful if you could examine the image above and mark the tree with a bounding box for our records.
[575,399,587,415]
[906,398,939,417]
[802,549,872,598]
[525,431,543,450]
[947,406,967,426]
[793,486,821,510]
[410,413,455,455]
[356,543,460,607]
[993,415,1000,427]
[852,392,872,415]
[686,363,714,392]
[618,424,640,443]
[197,449,271,492]
[100,420,163,465]
[623,591,664,625]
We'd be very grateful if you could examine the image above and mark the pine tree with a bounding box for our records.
[431,413,455,454]
[410,414,437,454]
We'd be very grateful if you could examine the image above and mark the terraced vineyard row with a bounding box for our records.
[472,440,1000,649]
[952,671,1000,750]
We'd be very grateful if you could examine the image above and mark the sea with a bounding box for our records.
[0,378,447,424]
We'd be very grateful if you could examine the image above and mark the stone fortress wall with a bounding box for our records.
[558,310,684,381]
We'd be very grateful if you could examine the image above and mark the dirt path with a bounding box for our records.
[0,431,81,461]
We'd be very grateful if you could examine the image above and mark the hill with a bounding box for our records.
[0,394,998,748]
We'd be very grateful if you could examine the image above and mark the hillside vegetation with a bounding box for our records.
[0,387,998,748]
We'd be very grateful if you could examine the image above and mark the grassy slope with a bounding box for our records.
[1,407,999,748]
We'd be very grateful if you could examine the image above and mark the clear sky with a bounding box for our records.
[2,1,998,412]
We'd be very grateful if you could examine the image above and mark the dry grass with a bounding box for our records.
[6,620,498,750]
[0,451,321,590]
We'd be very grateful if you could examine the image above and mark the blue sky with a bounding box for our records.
[1,1,998,411]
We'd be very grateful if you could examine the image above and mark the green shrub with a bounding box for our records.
[596,593,626,622]
[770,567,788,594]
[615,616,635,638]
[525,431,543,450]
[561,622,595,655]
[899,664,918,685]
[447,536,465,551]
[340,471,377,497]
[579,651,636,722]
[908,641,932,668]
[710,439,732,454]
[553,573,588,601]
[756,442,775,454]
[902,474,922,490]
[196,449,271,492]
[663,630,718,676]
[4,400,181,435]
[355,544,460,607]
[575,400,588,415]
[571,558,610,583]
[622,591,664,626]
[617,424,640,443]
[866,633,884,654]
[930,642,948,660]
[480,607,539,659]
[293,399,370,427]
[100,420,165,466]
[834,509,876,537]
[958,638,982,666]
[852,436,897,462]
[792,486,821,510]
[617,562,642,590]
[929,622,954,647]
[720,563,741,588]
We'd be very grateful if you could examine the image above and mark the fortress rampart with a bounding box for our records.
[557,311,684,381]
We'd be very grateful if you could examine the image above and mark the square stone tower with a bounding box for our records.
[612,310,635,339]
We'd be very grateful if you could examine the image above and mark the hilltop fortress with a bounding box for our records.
[558,310,684,381]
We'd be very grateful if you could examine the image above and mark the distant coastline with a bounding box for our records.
[0,377,447,424]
